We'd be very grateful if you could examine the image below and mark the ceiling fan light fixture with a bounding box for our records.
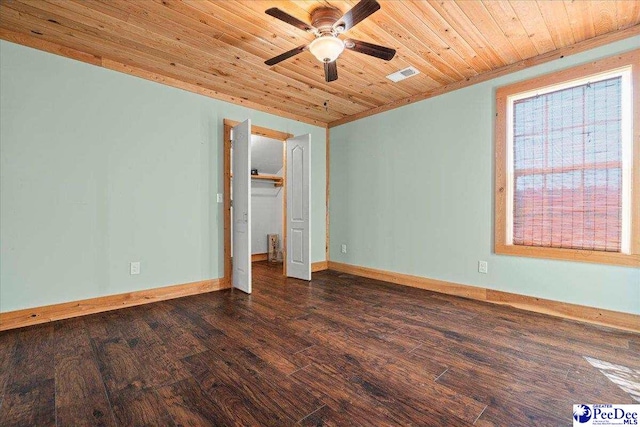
[309,36,345,63]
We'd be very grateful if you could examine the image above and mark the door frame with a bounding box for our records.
[223,118,293,283]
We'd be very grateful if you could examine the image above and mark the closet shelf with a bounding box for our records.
[231,173,283,187]
[252,174,283,187]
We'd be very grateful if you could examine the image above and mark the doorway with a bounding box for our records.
[248,135,286,269]
[223,119,292,286]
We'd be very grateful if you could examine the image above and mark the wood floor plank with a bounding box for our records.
[298,404,363,427]
[0,261,637,425]
[92,336,149,395]
[157,376,236,427]
[0,378,56,427]
[117,315,191,390]
[182,355,291,426]
[0,324,55,427]
[53,317,94,358]
[291,363,419,426]
[53,316,116,427]
[300,342,484,425]
[0,330,18,410]
[144,304,208,359]
[109,386,176,427]
[54,355,117,427]
[474,402,563,427]
[184,349,322,423]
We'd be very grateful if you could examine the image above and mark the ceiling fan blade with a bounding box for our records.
[344,39,396,61]
[265,45,307,66]
[324,61,338,82]
[334,0,380,32]
[265,8,315,32]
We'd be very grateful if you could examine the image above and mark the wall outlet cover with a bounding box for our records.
[130,261,141,275]
[216,193,223,203]
[478,261,488,274]
[341,244,347,254]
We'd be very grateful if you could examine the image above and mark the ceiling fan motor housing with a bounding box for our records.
[311,7,343,35]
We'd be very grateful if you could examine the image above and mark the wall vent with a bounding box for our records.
[386,66,420,83]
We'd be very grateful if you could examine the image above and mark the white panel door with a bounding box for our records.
[286,134,311,281]
[232,119,251,293]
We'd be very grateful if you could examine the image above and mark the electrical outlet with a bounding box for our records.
[216,193,223,203]
[130,261,141,275]
[341,244,347,254]
[478,261,488,274]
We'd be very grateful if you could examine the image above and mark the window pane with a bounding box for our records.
[512,77,622,252]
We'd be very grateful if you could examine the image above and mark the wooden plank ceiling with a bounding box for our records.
[1,0,639,127]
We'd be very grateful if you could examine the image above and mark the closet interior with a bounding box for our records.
[231,134,285,271]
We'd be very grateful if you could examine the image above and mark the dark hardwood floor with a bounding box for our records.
[0,261,638,426]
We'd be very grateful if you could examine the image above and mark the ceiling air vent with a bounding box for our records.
[386,66,420,83]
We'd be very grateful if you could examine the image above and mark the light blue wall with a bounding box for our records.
[0,41,326,312]
[330,37,640,315]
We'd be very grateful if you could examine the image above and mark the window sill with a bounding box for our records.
[495,244,640,268]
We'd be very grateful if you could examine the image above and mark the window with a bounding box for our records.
[495,50,639,267]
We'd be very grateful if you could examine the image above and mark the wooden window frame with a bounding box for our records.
[495,49,640,267]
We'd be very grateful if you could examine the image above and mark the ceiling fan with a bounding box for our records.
[264,0,396,82]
